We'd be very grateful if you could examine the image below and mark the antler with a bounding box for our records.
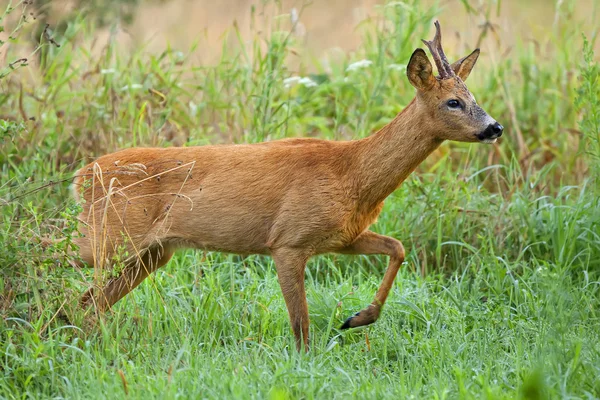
[421,21,455,79]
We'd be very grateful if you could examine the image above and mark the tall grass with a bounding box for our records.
[576,35,600,183]
[1,0,599,398]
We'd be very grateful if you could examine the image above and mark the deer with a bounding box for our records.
[67,21,503,351]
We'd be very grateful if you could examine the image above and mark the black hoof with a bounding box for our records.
[340,312,360,330]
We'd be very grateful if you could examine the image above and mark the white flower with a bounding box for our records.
[283,76,301,88]
[189,101,199,116]
[298,77,317,87]
[346,59,372,72]
[290,8,299,26]
[290,8,306,37]
[100,68,116,74]
[387,63,407,72]
[283,76,317,88]
[120,84,143,91]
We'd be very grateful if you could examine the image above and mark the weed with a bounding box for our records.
[0,0,599,398]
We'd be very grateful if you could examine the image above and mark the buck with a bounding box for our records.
[69,21,502,351]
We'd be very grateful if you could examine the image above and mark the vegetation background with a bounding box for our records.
[0,0,599,398]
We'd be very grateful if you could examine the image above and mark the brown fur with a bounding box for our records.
[69,22,500,351]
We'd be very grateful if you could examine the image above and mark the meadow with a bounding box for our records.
[1,0,599,398]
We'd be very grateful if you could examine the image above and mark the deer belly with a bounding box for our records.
[161,197,273,255]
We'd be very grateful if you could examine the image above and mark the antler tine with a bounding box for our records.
[421,20,455,79]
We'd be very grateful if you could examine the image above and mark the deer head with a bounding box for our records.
[407,21,503,143]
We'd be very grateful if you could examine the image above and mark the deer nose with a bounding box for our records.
[490,122,503,136]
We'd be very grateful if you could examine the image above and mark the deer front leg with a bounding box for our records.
[272,247,310,351]
[337,230,405,329]
[81,245,174,311]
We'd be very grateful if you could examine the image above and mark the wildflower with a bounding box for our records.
[283,76,317,88]
[120,84,143,91]
[189,101,199,116]
[283,76,301,88]
[387,63,407,72]
[290,8,299,26]
[290,8,306,37]
[298,77,317,88]
[346,59,372,72]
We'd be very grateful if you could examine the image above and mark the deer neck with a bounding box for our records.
[351,98,442,210]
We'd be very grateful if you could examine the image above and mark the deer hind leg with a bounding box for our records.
[81,244,174,311]
[70,234,95,268]
[337,230,405,329]
[272,247,311,352]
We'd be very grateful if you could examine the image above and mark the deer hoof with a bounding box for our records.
[340,306,380,329]
[340,312,361,330]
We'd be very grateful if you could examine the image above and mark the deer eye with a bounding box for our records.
[447,99,461,109]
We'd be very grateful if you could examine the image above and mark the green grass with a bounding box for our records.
[1,0,600,398]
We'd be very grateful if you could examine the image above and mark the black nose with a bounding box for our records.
[491,122,503,136]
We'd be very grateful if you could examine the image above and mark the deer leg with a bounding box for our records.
[337,230,405,329]
[81,245,174,311]
[272,247,310,351]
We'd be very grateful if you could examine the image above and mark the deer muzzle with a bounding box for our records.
[476,122,503,143]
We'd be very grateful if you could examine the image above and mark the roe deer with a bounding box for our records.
[69,21,502,351]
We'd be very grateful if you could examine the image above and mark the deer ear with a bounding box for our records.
[407,49,436,91]
[451,48,480,81]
